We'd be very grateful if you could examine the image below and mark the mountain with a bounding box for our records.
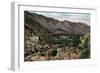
[24,11,90,61]
[24,11,90,35]
[24,11,49,36]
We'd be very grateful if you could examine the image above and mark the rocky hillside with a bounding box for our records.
[24,11,90,35]
[24,11,90,61]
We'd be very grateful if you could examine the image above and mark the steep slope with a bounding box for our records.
[24,11,90,61]
[24,11,50,36]
[24,11,90,35]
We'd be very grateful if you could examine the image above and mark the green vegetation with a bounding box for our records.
[24,11,90,61]
[79,33,90,58]
[40,32,90,58]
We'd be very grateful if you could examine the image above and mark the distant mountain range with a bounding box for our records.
[24,11,90,35]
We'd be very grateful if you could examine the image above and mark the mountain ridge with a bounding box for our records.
[24,11,90,35]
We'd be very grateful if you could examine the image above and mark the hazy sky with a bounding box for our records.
[29,11,90,25]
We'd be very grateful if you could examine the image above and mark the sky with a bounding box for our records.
[29,11,90,25]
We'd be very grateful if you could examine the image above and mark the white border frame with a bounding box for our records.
[11,2,97,71]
